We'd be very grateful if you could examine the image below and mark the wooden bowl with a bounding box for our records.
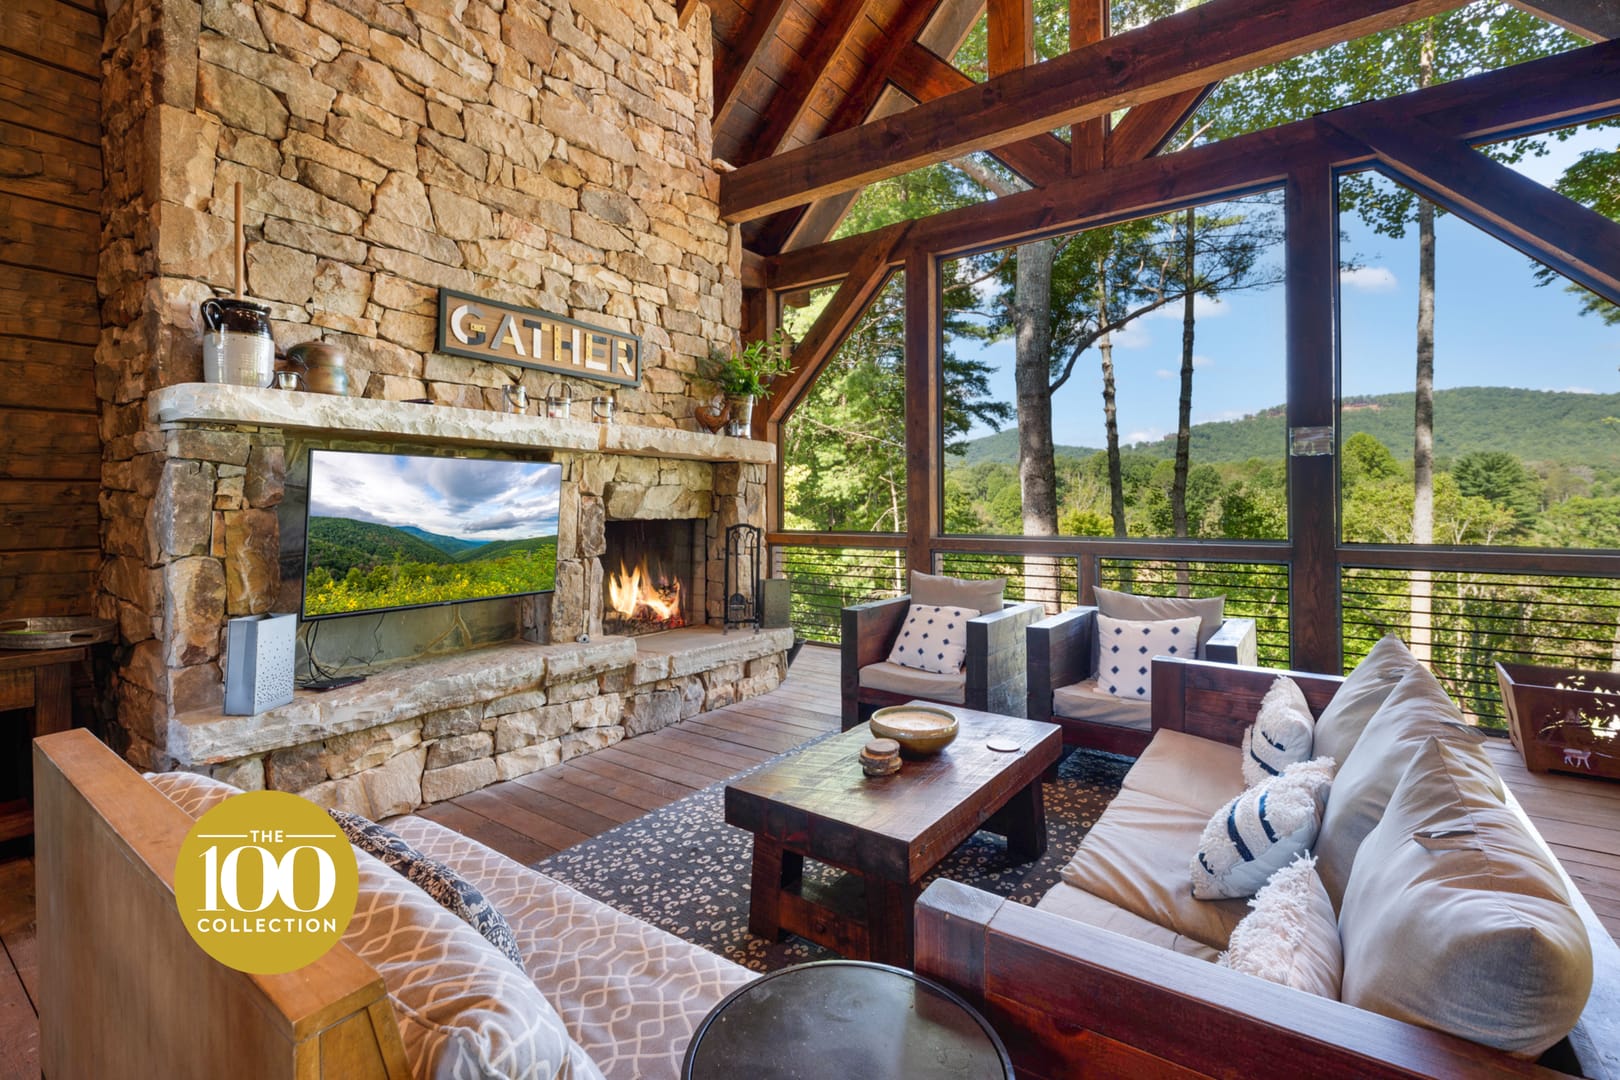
[869,705,959,756]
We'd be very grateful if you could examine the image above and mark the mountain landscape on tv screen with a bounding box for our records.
[303,516,558,616]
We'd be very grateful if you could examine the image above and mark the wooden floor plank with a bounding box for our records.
[484,778,623,838]
[455,788,592,853]
[558,756,698,807]
[604,738,738,784]
[415,801,557,863]
[646,727,771,771]
[0,961,36,1080]
[514,771,645,826]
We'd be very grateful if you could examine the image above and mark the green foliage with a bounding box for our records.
[702,329,794,398]
[1452,451,1542,533]
[303,517,558,615]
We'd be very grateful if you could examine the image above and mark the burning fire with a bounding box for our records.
[607,556,685,628]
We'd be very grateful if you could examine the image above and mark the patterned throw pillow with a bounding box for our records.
[1191,756,1335,900]
[1218,854,1343,1000]
[1241,676,1317,787]
[1095,614,1201,702]
[330,809,525,971]
[885,603,973,674]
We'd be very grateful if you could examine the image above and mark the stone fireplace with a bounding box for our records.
[602,521,704,636]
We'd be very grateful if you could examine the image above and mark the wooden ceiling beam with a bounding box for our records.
[1328,112,1620,306]
[987,0,1034,75]
[1508,0,1620,41]
[755,222,910,435]
[745,0,883,164]
[763,38,1620,288]
[720,0,1466,222]
[1069,0,1109,173]
[1106,85,1213,165]
[677,0,702,29]
[713,0,796,139]
[888,44,1068,185]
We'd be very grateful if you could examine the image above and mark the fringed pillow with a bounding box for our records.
[1191,756,1335,900]
[1241,676,1316,787]
[886,603,973,674]
[1218,854,1343,1000]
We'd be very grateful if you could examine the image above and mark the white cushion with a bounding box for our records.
[1241,676,1316,787]
[1312,635,1417,768]
[1037,881,1220,962]
[857,660,966,704]
[1191,756,1335,900]
[1095,587,1225,653]
[1315,662,1499,908]
[1121,729,1247,815]
[1051,678,1152,730]
[1095,614,1201,702]
[1339,737,1593,1057]
[885,603,972,674]
[1219,855,1343,1000]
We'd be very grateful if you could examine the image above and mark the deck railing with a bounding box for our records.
[769,533,1620,733]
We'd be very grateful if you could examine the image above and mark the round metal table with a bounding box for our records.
[681,960,1014,1079]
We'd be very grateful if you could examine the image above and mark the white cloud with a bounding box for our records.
[1126,428,1166,445]
[1110,322,1152,350]
[1559,386,1599,394]
[1340,265,1398,292]
[1146,295,1229,321]
[1196,409,1249,424]
[1193,354,1213,369]
[1154,369,1173,380]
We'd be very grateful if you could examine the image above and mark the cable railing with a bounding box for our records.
[1342,566,1620,730]
[770,542,907,643]
[1097,558,1292,669]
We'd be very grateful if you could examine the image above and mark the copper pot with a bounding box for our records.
[284,342,349,396]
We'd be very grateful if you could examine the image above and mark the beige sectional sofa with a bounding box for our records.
[34,729,752,1080]
[915,652,1620,1080]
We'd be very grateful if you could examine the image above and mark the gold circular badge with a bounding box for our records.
[174,790,359,974]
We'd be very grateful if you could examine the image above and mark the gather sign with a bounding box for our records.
[435,288,641,386]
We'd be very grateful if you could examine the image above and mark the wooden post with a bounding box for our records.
[904,249,940,577]
[1285,162,1341,674]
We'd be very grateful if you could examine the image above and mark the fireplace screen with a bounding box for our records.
[603,521,700,636]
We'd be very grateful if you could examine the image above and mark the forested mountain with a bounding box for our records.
[308,517,557,578]
[455,536,558,563]
[957,388,1620,468]
[397,526,482,556]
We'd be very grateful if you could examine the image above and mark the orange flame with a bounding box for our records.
[607,556,684,626]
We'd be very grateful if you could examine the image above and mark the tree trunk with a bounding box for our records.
[1013,238,1062,610]
[1410,24,1437,664]
[1098,255,1126,539]
[1173,208,1197,596]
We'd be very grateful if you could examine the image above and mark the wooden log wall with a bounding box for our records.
[0,0,104,618]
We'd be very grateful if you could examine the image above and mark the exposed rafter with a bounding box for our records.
[763,39,1620,288]
[745,0,883,164]
[987,0,1034,75]
[1329,112,1620,305]
[1069,0,1109,173]
[720,0,1466,222]
[1509,0,1620,40]
[1106,85,1212,165]
[712,0,795,138]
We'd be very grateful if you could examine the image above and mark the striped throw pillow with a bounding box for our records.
[1241,676,1317,787]
[1191,756,1335,900]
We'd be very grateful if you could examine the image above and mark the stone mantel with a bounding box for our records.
[150,383,776,465]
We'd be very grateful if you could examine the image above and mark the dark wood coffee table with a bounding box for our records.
[724,704,1061,968]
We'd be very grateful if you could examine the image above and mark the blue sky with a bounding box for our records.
[309,451,561,542]
[954,126,1619,450]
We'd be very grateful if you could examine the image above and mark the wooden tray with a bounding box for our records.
[0,616,115,650]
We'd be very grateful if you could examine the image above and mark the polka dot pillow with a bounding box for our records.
[886,604,973,674]
[1095,613,1201,701]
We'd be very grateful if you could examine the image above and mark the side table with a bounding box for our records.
[681,960,1014,1079]
[0,644,87,841]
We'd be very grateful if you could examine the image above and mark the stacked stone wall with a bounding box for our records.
[96,0,748,767]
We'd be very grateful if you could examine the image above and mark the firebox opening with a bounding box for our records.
[603,520,702,636]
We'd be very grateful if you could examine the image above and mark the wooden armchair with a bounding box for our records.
[1027,605,1257,755]
[841,595,1044,730]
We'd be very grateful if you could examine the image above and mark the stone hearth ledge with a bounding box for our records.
[169,637,634,765]
[150,383,776,464]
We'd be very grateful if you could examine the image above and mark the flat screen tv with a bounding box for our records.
[301,449,562,620]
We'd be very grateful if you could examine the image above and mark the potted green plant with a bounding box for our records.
[703,329,793,437]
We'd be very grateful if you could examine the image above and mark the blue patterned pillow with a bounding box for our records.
[329,809,524,970]
[886,603,973,674]
[1094,614,1200,701]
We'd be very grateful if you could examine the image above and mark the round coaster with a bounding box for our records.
[985,737,1022,753]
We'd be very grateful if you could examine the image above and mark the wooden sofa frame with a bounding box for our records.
[841,595,1043,730]
[915,657,1620,1080]
[1027,606,1259,755]
[34,729,409,1080]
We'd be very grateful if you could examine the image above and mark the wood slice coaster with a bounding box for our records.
[861,738,902,776]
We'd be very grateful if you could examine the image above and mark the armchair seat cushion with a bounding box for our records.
[857,660,966,704]
[1061,785,1251,950]
[1052,678,1152,731]
[1120,729,1246,815]
[1036,881,1220,961]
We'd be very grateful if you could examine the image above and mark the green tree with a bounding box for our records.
[1452,450,1542,533]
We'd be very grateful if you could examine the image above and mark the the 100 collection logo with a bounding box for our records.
[174,790,360,974]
